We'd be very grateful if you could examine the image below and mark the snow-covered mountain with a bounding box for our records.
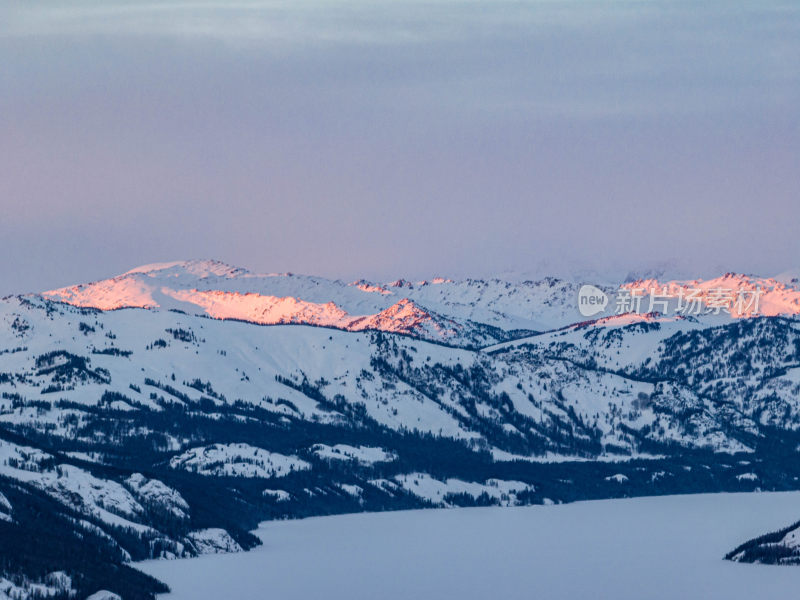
[43,260,800,334]
[4,260,800,597]
[42,260,557,348]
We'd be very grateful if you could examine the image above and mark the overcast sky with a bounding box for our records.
[1,0,798,294]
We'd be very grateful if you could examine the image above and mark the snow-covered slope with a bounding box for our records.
[621,272,800,318]
[4,260,800,597]
[42,261,800,340]
[727,518,800,566]
[42,260,544,348]
[2,292,772,456]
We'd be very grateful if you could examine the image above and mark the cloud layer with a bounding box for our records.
[1,0,798,293]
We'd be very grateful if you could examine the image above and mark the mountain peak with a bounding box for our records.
[37,260,800,346]
[123,259,250,279]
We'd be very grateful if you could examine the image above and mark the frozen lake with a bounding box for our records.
[139,492,800,600]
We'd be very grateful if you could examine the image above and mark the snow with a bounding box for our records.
[0,439,183,535]
[0,298,483,443]
[186,529,242,555]
[169,443,311,478]
[776,523,800,552]
[489,448,666,463]
[40,261,512,346]
[390,473,533,506]
[0,441,145,522]
[622,273,800,318]
[0,277,780,457]
[311,444,397,465]
[123,260,247,279]
[85,591,122,600]
[44,464,144,520]
[0,492,11,522]
[29,260,800,357]
[138,492,800,600]
[0,572,73,599]
[337,484,363,497]
[64,451,106,464]
[56,259,800,343]
[262,489,291,502]
[125,473,190,519]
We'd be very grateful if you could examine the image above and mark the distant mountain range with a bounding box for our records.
[3,260,800,598]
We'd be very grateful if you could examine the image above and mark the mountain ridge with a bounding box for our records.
[39,259,800,348]
[3,260,800,597]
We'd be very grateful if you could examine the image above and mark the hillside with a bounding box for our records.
[3,261,800,597]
